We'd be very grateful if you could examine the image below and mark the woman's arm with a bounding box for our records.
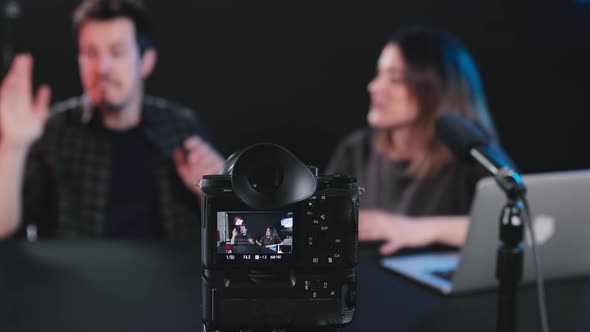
[359,210,469,255]
[424,216,469,247]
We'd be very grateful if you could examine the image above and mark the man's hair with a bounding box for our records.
[73,0,154,55]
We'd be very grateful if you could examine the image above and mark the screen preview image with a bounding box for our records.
[216,211,294,262]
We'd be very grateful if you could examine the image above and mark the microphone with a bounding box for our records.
[435,113,526,197]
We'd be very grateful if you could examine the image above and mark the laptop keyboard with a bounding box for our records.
[432,270,455,281]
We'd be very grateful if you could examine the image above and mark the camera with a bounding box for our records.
[200,143,360,331]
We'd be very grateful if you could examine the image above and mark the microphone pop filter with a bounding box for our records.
[435,113,489,161]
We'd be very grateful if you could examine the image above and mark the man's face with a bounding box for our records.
[240,225,247,235]
[78,18,144,111]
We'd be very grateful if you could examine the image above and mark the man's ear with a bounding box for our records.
[141,48,157,78]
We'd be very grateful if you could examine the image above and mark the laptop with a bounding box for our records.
[381,169,590,295]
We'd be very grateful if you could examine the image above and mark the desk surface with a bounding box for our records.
[1,241,589,332]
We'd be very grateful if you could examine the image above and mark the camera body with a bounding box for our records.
[200,145,359,331]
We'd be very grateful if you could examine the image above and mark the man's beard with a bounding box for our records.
[93,91,132,113]
[91,77,131,112]
[96,98,126,112]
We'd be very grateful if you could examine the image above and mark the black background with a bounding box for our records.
[226,211,287,243]
[4,0,590,173]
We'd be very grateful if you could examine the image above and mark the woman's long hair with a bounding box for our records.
[374,27,498,178]
[265,226,280,240]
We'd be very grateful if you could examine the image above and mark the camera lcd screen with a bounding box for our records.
[216,211,294,263]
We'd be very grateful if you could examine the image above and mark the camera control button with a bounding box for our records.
[307,234,319,247]
[310,280,321,291]
[329,239,342,253]
[329,251,342,263]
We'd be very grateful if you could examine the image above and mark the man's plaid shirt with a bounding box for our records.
[22,95,208,240]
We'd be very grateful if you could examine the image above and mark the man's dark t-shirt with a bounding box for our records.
[234,233,255,246]
[103,125,162,239]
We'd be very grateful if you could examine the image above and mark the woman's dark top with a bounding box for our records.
[326,128,488,217]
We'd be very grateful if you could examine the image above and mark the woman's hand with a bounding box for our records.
[359,210,437,255]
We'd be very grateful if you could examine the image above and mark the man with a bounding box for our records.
[0,0,223,240]
[231,225,255,246]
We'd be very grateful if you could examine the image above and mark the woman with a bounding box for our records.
[327,27,498,255]
[256,226,283,247]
